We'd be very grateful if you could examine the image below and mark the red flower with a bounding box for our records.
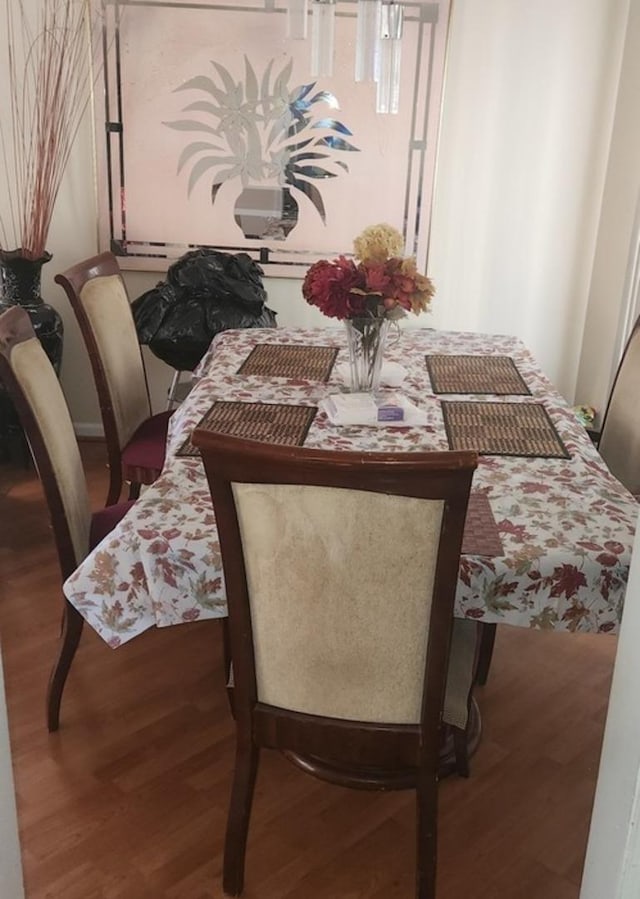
[303,239,435,321]
[385,258,415,312]
[361,262,391,295]
[302,256,367,320]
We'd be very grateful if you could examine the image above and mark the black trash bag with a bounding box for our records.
[132,248,277,371]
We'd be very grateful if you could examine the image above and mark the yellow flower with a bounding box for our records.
[409,266,435,314]
[353,223,404,264]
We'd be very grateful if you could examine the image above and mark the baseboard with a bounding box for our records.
[74,422,105,439]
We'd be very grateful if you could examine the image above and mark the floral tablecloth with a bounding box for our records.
[63,326,638,647]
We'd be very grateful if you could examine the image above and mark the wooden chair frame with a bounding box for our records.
[597,316,640,446]
[194,430,477,898]
[596,315,640,497]
[0,308,88,730]
[55,252,157,505]
[0,306,138,731]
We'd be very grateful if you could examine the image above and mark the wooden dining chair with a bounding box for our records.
[0,307,135,731]
[193,430,478,898]
[55,251,173,505]
[592,316,640,497]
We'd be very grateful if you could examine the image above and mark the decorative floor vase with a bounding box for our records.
[0,249,64,464]
[0,250,63,373]
[344,317,390,393]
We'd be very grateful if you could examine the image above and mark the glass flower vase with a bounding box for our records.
[344,316,390,393]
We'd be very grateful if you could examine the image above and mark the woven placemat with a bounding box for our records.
[462,493,503,557]
[426,354,530,395]
[177,401,317,457]
[237,343,338,381]
[441,401,569,458]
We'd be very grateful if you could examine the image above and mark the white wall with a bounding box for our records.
[40,124,102,435]
[428,0,629,400]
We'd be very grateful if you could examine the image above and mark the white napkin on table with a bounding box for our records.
[334,361,408,388]
[319,392,427,427]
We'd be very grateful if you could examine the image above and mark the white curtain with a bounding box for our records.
[428,0,629,402]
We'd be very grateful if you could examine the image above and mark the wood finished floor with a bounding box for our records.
[0,441,616,899]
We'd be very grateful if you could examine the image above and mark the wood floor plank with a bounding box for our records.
[0,442,617,898]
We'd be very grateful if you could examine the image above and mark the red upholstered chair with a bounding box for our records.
[194,430,478,899]
[55,252,172,505]
[0,307,134,731]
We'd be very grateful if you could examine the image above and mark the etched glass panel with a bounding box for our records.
[96,0,451,276]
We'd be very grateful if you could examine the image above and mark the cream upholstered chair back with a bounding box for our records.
[77,272,151,450]
[233,483,444,724]
[0,305,142,733]
[54,251,152,453]
[599,318,640,495]
[56,252,171,507]
[195,431,477,732]
[0,307,91,574]
[194,432,477,899]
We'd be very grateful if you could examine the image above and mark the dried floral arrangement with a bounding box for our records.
[303,223,435,321]
[0,0,99,259]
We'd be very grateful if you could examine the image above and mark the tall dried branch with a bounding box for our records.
[0,0,100,259]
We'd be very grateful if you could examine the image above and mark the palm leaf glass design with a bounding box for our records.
[164,56,360,223]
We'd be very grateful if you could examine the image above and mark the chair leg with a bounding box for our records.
[106,467,123,506]
[47,601,84,732]
[475,623,497,686]
[221,618,236,719]
[20,430,32,469]
[452,726,470,778]
[223,741,260,897]
[128,481,141,501]
[415,776,438,899]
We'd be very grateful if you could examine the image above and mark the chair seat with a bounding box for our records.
[121,410,173,484]
[89,500,136,550]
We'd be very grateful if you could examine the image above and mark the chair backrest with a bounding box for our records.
[0,307,91,579]
[55,252,152,456]
[194,430,477,772]
[599,317,640,495]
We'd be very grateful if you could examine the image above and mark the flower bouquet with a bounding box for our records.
[302,224,434,391]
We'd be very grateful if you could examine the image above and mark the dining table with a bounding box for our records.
[63,325,638,650]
